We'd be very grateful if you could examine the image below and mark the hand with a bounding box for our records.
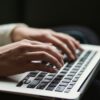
[12,26,83,60]
[0,39,64,76]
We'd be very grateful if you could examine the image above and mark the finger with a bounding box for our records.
[25,51,63,69]
[70,38,83,51]
[44,36,76,60]
[65,36,83,50]
[22,44,64,65]
[18,41,54,54]
[22,39,52,45]
[54,33,83,51]
[53,33,77,55]
[32,45,64,65]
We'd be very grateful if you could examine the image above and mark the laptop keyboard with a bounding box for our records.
[17,50,96,93]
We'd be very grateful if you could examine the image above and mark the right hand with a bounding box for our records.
[0,39,64,76]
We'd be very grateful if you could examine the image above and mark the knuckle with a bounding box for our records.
[62,44,68,49]
[18,43,27,48]
[42,33,49,38]
[18,45,27,52]
[18,42,31,52]
[40,51,47,58]
[41,32,52,38]
[46,46,58,54]
[45,45,52,51]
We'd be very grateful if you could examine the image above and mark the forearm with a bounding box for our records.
[0,23,27,46]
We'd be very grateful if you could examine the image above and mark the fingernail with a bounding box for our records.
[80,48,84,51]
[49,68,57,73]
[57,63,62,69]
[54,68,59,73]
[71,55,76,60]
[59,57,64,65]
[61,59,64,65]
[53,66,59,72]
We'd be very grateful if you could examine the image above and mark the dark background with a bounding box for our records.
[0,0,100,37]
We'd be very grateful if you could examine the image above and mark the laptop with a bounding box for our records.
[0,44,100,100]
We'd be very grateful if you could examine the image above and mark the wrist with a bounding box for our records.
[10,24,28,42]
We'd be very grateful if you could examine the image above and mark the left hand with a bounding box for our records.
[11,26,83,60]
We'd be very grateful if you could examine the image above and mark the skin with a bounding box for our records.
[12,27,83,60]
[0,39,63,76]
[0,26,83,76]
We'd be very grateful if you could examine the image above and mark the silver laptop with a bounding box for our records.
[0,44,100,100]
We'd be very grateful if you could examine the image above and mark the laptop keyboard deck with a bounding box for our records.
[17,50,97,93]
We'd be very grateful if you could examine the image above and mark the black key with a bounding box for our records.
[35,76,43,80]
[27,79,40,88]
[75,75,80,79]
[75,65,81,68]
[72,78,78,82]
[64,75,73,80]
[59,72,66,76]
[35,73,46,81]
[79,58,85,62]
[17,75,30,87]
[45,75,54,80]
[43,79,51,83]
[69,81,76,85]
[77,62,83,65]
[49,83,57,87]
[59,82,68,86]
[62,79,71,83]
[46,83,57,91]
[17,81,24,87]
[68,73,76,76]
[23,77,33,84]
[46,86,55,91]
[67,84,73,89]
[70,70,77,73]
[36,82,48,89]
[55,85,66,92]
[38,72,47,77]
[60,70,67,74]
[46,75,64,91]
[29,71,38,77]
[64,88,71,93]
[58,74,64,78]
[73,67,79,70]
[63,67,70,71]
[77,72,82,76]
[68,62,75,67]
[79,51,91,63]
[27,72,46,88]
